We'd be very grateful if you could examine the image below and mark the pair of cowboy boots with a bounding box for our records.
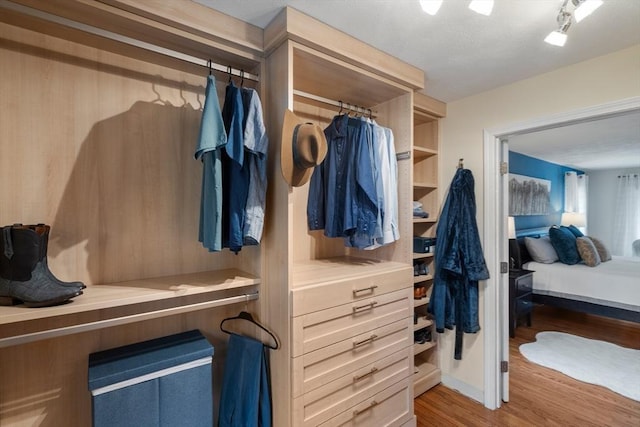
[0,224,84,307]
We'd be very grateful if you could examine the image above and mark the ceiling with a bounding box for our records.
[507,110,640,171]
[196,0,640,171]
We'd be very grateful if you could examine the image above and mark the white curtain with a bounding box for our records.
[564,171,588,213]
[612,173,640,257]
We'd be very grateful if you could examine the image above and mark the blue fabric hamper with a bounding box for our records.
[88,329,214,427]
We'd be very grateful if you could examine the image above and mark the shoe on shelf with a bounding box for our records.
[418,261,428,276]
[414,286,422,299]
[413,262,419,277]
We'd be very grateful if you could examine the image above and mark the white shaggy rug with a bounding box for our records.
[519,331,640,401]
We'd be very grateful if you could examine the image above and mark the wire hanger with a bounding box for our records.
[220,311,279,350]
[240,70,245,87]
[338,100,343,115]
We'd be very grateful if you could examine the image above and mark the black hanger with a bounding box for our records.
[207,59,212,76]
[227,66,232,83]
[338,100,343,115]
[240,70,245,87]
[220,311,279,350]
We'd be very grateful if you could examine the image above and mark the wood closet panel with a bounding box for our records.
[0,303,249,427]
[0,21,260,287]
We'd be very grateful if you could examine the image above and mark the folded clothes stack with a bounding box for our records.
[412,201,429,218]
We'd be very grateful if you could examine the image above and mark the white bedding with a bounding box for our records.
[523,256,640,312]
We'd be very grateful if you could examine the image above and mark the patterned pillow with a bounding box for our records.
[576,237,601,267]
[587,236,612,262]
[549,226,580,265]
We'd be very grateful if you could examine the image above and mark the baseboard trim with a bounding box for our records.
[441,374,484,405]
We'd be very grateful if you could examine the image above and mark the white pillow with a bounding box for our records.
[524,236,559,264]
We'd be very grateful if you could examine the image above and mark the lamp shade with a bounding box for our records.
[508,216,516,239]
[561,212,586,227]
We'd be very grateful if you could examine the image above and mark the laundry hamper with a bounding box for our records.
[88,329,214,427]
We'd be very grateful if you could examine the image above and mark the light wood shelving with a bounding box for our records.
[412,92,446,398]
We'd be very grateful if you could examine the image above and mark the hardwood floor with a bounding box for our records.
[415,304,640,426]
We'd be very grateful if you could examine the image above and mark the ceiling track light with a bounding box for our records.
[420,0,494,16]
[544,0,603,47]
[468,0,494,16]
[545,7,572,47]
[573,0,603,23]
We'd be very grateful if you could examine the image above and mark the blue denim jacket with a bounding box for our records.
[428,168,490,360]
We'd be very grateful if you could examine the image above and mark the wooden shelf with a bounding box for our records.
[412,146,437,160]
[413,252,435,260]
[413,297,430,308]
[413,182,438,190]
[413,340,436,356]
[413,361,440,398]
[413,274,433,284]
[414,317,433,331]
[412,217,437,224]
[0,269,260,327]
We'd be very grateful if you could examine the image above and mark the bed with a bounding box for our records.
[514,229,640,323]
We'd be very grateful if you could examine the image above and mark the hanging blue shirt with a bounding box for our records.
[221,81,248,254]
[195,75,227,252]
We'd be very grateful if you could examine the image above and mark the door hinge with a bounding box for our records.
[500,161,508,175]
[500,262,508,274]
[501,361,509,373]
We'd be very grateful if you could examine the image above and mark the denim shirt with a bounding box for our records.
[195,75,227,252]
[241,88,268,246]
[307,114,356,237]
[221,81,248,254]
[308,115,378,244]
[428,168,490,360]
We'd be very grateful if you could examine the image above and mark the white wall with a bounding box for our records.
[588,168,640,252]
[437,44,640,398]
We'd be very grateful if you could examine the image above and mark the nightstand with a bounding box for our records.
[509,269,534,338]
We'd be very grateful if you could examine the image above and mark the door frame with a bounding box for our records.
[482,96,640,410]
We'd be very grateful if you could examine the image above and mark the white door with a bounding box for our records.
[500,138,510,402]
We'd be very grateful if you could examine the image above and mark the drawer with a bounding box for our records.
[318,376,413,427]
[515,274,532,297]
[292,318,412,397]
[292,348,412,427]
[291,266,413,317]
[292,288,412,357]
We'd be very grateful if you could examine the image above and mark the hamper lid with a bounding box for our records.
[88,329,213,392]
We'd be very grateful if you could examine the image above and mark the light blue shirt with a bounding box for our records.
[195,75,227,252]
[241,88,269,245]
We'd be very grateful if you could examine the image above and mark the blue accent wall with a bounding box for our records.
[509,151,583,232]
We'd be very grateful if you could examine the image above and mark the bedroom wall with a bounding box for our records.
[508,151,583,232]
[587,167,640,251]
[436,43,640,400]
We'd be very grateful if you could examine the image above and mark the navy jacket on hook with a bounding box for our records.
[428,168,490,360]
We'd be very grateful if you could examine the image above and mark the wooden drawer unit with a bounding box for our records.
[291,264,413,317]
[318,377,413,427]
[292,288,412,357]
[292,317,412,397]
[292,348,412,426]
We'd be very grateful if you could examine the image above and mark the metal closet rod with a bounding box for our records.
[0,0,259,81]
[294,89,377,117]
[0,291,260,348]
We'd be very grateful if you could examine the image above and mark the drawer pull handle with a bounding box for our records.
[352,301,378,313]
[352,285,378,296]
[353,334,377,349]
[353,400,379,417]
[353,367,378,382]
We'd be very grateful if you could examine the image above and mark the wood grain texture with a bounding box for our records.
[415,305,640,426]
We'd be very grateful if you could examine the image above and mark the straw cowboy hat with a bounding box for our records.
[281,109,327,187]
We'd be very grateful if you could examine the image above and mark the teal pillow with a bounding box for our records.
[565,224,584,237]
[549,226,581,265]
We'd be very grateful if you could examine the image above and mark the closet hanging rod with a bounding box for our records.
[0,0,259,82]
[293,89,378,117]
[0,291,259,349]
